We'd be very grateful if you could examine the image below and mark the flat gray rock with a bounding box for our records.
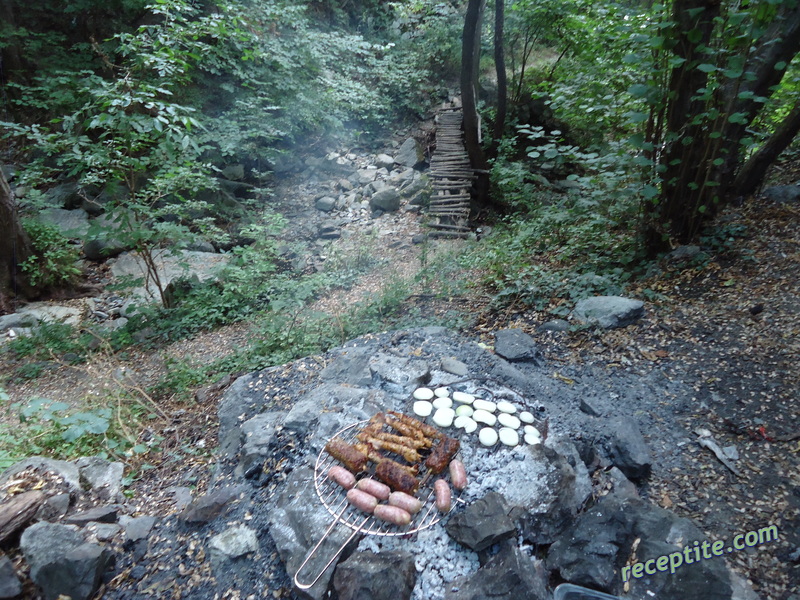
[38,208,89,237]
[76,456,124,500]
[369,188,401,212]
[395,137,423,168]
[333,550,416,600]
[445,492,516,552]
[573,296,645,329]
[494,329,542,364]
[208,524,259,562]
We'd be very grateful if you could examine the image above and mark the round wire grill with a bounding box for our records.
[313,419,462,536]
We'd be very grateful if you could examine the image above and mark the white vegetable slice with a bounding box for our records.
[519,411,534,424]
[473,399,496,413]
[432,397,453,409]
[479,427,498,446]
[499,427,520,446]
[523,425,538,435]
[452,391,475,404]
[434,387,450,398]
[432,407,455,428]
[462,417,478,433]
[496,401,517,414]
[525,431,542,445]
[472,409,497,426]
[413,387,435,400]
[454,415,474,429]
[413,401,433,417]
[497,413,521,429]
[455,405,474,417]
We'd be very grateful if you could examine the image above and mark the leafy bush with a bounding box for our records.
[20,219,81,288]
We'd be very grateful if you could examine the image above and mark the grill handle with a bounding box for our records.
[293,503,370,591]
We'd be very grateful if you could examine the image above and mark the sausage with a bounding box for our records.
[388,491,422,514]
[355,477,391,500]
[325,438,368,473]
[346,488,378,514]
[328,465,356,490]
[449,459,467,490]
[434,479,452,512]
[373,504,412,526]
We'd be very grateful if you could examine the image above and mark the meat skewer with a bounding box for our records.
[353,444,418,476]
[388,411,444,441]
[383,417,432,447]
[356,433,421,463]
[357,430,427,450]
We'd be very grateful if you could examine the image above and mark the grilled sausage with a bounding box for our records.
[373,504,412,526]
[388,491,423,514]
[346,488,379,514]
[355,477,391,500]
[448,459,467,490]
[434,478,452,512]
[327,465,356,490]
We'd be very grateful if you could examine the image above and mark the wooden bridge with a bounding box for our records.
[426,107,474,237]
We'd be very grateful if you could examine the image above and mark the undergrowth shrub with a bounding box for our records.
[20,219,81,289]
[471,135,649,313]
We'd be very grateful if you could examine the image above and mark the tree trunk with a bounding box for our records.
[0,0,26,90]
[732,100,800,201]
[461,0,491,205]
[0,169,36,308]
[493,0,507,143]
[646,0,800,253]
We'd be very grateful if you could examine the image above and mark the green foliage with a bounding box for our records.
[7,321,85,363]
[19,219,81,288]
[473,138,648,312]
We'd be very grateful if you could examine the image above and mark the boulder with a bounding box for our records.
[64,506,118,527]
[538,319,570,333]
[20,522,112,600]
[0,555,21,599]
[43,183,82,209]
[445,492,516,552]
[83,237,126,261]
[315,196,336,212]
[445,545,549,600]
[605,416,652,482]
[493,329,542,364]
[208,524,259,563]
[369,188,401,213]
[268,466,359,600]
[239,411,285,477]
[76,456,124,500]
[0,457,82,496]
[178,486,243,524]
[120,515,156,543]
[375,154,395,169]
[16,303,83,327]
[0,312,38,333]
[37,208,90,238]
[395,137,423,168]
[573,296,645,329]
[333,550,416,600]
[763,184,800,204]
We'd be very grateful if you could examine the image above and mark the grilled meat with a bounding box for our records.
[375,458,420,495]
[425,436,460,474]
[324,438,368,473]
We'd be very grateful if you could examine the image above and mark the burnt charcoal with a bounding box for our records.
[445,545,549,600]
[605,416,652,482]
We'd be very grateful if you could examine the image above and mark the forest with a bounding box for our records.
[0,0,798,597]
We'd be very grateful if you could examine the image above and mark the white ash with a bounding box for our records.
[356,521,479,600]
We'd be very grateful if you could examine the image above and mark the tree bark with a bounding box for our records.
[493,0,507,143]
[0,0,27,94]
[646,0,800,253]
[461,0,491,205]
[732,99,800,201]
[0,168,36,308]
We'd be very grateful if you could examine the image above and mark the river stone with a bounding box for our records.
[441,356,468,376]
[375,154,396,169]
[333,550,416,600]
[369,188,401,212]
[208,525,259,561]
[76,456,124,500]
[493,329,542,364]
[38,208,90,237]
[395,137,423,168]
[606,416,652,482]
[573,296,645,329]
[20,522,112,600]
[315,196,336,212]
[0,555,21,598]
[445,492,515,552]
